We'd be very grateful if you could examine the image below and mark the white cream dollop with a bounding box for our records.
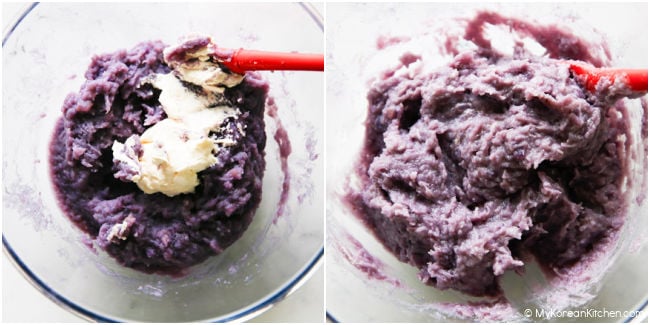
[171,46,244,92]
[112,41,245,197]
[163,39,244,93]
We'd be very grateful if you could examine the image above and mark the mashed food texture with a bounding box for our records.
[347,12,646,296]
[50,37,268,274]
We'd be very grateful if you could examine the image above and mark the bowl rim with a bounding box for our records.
[3,236,324,322]
[325,299,648,323]
[2,2,324,322]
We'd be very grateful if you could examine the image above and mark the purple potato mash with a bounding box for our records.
[49,41,268,275]
[346,12,646,297]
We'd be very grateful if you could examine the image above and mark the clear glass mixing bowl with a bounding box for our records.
[3,2,323,322]
[326,3,647,322]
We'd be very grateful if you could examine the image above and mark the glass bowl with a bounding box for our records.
[3,2,323,322]
[326,3,647,322]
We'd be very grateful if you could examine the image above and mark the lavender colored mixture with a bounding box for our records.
[50,41,268,274]
[347,12,645,297]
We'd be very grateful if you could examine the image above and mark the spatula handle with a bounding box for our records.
[570,64,647,92]
[222,49,324,74]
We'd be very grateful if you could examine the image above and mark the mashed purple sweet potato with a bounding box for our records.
[50,40,267,274]
[346,12,646,297]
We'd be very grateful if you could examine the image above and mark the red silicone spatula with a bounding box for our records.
[218,48,323,74]
[569,63,648,93]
